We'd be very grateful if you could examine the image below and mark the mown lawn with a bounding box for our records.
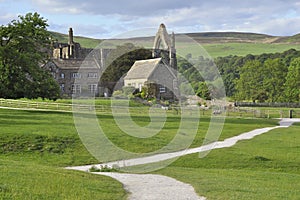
[0,108,127,200]
[157,123,300,199]
[0,159,127,200]
[0,106,284,199]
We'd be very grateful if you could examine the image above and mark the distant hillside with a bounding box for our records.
[184,32,275,44]
[49,31,102,48]
[272,33,300,43]
[49,30,300,57]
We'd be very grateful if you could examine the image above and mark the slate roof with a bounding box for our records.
[124,58,162,80]
[51,59,100,70]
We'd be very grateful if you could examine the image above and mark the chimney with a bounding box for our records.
[68,27,74,45]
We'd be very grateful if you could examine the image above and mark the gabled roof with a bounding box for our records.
[124,58,162,80]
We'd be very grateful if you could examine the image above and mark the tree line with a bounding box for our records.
[179,49,300,103]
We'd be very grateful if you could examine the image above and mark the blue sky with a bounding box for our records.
[1,0,300,38]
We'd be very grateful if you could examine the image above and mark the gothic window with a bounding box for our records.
[61,73,65,79]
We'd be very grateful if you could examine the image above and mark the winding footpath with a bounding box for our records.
[67,118,300,200]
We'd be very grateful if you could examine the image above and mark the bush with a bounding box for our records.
[89,165,120,172]
[122,86,136,96]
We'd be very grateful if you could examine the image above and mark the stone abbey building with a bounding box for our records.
[45,24,178,99]
[124,24,179,100]
[44,28,110,97]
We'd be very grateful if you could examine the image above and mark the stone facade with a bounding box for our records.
[124,58,178,100]
[45,24,178,99]
[124,24,179,100]
[44,28,111,97]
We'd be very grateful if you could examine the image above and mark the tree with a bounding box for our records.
[100,43,152,93]
[0,12,60,99]
[263,58,287,102]
[196,82,211,100]
[235,60,266,102]
[284,58,300,102]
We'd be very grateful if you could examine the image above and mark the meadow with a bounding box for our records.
[0,99,299,199]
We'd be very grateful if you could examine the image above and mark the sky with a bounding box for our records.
[1,0,300,39]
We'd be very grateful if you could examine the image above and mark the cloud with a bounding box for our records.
[3,0,300,37]
[31,0,189,16]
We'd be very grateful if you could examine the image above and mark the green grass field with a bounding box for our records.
[0,108,128,199]
[0,160,127,199]
[203,43,300,58]
[176,42,300,58]
[157,123,300,199]
[0,99,298,199]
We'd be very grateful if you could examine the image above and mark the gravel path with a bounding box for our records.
[95,172,205,200]
[67,118,300,200]
[68,118,300,171]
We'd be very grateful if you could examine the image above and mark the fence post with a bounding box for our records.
[289,110,293,119]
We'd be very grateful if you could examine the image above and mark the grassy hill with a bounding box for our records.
[50,31,102,48]
[185,32,274,43]
[49,31,300,57]
[273,33,300,43]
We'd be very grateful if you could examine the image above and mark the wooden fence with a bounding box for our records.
[0,98,299,119]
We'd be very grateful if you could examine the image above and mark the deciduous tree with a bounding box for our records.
[0,12,60,99]
[284,58,300,102]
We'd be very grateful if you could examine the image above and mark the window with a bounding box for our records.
[138,83,143,92]
[159,86,166,93]
[173,79,178,89]
[51,72,56,79]
[71,84,81,94]
[88,72,98,78]
[72,73,81,79]
[60,84,65,92]
[88,84,98,93]
[61,73,65,79]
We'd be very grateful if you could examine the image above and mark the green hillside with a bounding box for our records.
[49,31,300,57]
[49,31,102,48]
[185,32,273,43]
[274,33,300,43]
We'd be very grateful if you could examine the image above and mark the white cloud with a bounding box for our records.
[2,0,300,37]
[0,13,18,25]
